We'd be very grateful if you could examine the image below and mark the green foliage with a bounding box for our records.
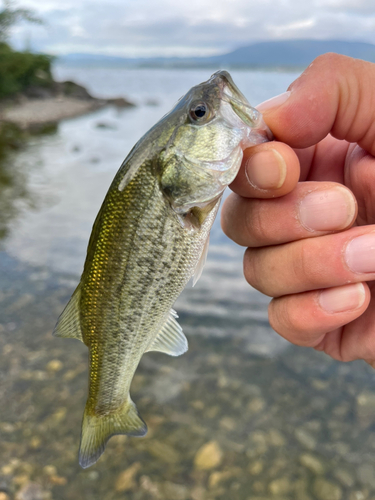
[0,42,54,99]
[0,0,42,42]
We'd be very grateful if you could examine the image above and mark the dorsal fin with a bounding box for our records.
[146,309,188,356]
[53,284,83,342]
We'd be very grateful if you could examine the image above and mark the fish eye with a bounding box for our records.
[189,101,212,123]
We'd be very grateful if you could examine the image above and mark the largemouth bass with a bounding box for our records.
[54,70,272,468]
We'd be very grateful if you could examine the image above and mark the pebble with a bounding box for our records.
[313,478,342,500]
[249,460,263,475]
[49,476,67,486]
[15,483,46,500]
[247,397,266,414]
[194,441,223,470]
[357,391,375,427]
[115,462,141,492]
[349,492,369,500]
[333,467,355,488]
[163,482,189,500]
[295,428,317,450]
[147,440,180,464]
[267,429,286,447]
[29,437,41,449]
[357,463,375,488]
[0,493,10,500]
[46,360,63,372]
[299,453,324,474]
[42,466,57,476]
[269,477,292,496]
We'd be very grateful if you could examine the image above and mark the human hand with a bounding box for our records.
[221,53,375,365]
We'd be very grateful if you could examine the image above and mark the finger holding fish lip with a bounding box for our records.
[222,181,357,248]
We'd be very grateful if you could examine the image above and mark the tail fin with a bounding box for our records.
[79,399,147,468]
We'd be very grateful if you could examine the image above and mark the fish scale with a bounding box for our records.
[53,70,272,468]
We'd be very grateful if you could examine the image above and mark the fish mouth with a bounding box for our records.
[209,70,273,143]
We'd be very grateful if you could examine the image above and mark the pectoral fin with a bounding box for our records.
[146,309,188,356]
[53,284,83,342]
[192,235,209,287]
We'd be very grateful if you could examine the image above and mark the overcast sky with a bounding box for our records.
[7,0,375,57]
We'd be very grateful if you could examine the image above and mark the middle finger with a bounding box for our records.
[222,181,357,247]
[244,226,375,297]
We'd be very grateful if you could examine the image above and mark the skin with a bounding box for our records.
[221,53,375,366]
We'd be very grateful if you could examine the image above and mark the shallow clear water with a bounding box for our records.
[1,67,375,500]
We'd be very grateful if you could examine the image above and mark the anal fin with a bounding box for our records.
[53,284,83,342]
[146,309,188,357]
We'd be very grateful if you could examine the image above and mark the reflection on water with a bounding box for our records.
[1,68,375,500]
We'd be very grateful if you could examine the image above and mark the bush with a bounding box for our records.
[0,42,54,99]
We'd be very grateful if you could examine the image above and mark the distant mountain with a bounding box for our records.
[58,40,375,69]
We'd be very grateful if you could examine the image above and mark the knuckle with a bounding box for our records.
[243,248,268,293]
[312,52,347,69]
[245,200,269,246]
[291,242,321,290]
[269,297,311,345]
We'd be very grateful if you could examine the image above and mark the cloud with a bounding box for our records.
[6,0,375,56]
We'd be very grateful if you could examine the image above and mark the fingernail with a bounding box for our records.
[245,149,286,190]
[298,187,356,232]
[345,233,375,273]
[319,283,366,313]
[256,91,291,112]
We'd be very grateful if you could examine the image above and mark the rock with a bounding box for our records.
[147,441,180,464]
[163,482,189,500]
[334,468,355,488]
[145,99,159,107]
[246,431,268,458]
[0,493,10,500]
[115,462,141,492]
[295,428,317,450]
[357,464,375,488]
[267,429,286,447]
[15,482,46,500]
[29,437,41,449]
[313,478,342,500]
[46,360,63,372]
[49,476,67,486]
[194,441,223,470]
[247,397,266,414]
[349,492,369,500]
[249,460,263,475]
[42,466,57,476]
[191,486,206,500]
[95,122,117,130]
[106,97,135,108]
[357,391,375,427]
[299,454,324,474]
[139,476,161,499]
[219,417,236,431]
[269,477,292,496]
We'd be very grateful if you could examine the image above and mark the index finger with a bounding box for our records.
[258,53,375,156]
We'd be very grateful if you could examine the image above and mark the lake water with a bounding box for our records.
[1,66,375,500]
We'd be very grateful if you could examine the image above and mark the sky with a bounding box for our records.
[6,0,375,57]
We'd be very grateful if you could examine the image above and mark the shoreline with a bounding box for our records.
[0,80,135,130]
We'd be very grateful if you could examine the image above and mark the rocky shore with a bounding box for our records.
[0,80,135,130]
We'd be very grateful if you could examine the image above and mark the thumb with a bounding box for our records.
[257,53,375,156]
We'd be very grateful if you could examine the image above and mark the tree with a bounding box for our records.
[0,0,43,43]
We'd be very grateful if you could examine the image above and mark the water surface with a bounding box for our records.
[1,67,375,500]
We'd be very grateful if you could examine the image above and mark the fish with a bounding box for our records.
[54,70,272,468]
